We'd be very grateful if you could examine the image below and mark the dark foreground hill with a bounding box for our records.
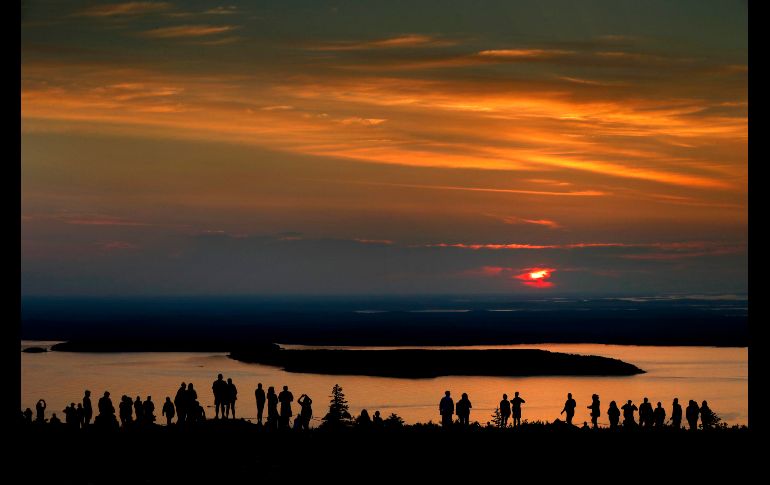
[228,347,644,377]
[14,421,754,483]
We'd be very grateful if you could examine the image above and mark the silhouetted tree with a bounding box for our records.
[384,413,405,429]
[321,384,352,429]
[488,407,506,428]
[700,406,722,430]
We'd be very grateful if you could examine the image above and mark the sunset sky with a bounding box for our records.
[21,1,747,296]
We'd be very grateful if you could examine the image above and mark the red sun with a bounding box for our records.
[515,267,556,288]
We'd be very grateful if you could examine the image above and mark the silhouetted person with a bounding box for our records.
[278,386,294,429]
[35,399,46,423]
[212,374,227,419]
[671,398,682,429]
[188,400,205,423]
[82,390,93,426]
[439,391,454,428]
[298,394,313,430]
[581,421,590,430]
[144,396,156,424]
[686,400,700,430]
[357,409,372,428]
[49,413,61,426]
[255,383,266,425]
[119,395,133,427]
[76,403,84,428]
[499,394,511,427]
[23,408,33,424]
[653,402,666,428]
[561,393,576,426]
[456,393,472,426]
[64,403,78,429]
[608,401,620,430]
[162,397,175,426]
[372,410,384,429]
[134,396,144,425]
[588,394,600,429]
[511,392,525,427]
[226,378,238,419]
[98,392,115,417]
[174,383,187,424]
[700,400,715,429]
[186,383,198,416]
[621,400,637,428]
[267,386,278,430]
[639,397,653,429]
[96,391,118,428]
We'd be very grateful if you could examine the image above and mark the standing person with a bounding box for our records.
[456,393,472,426]
[439,391,454,428]
[134,396,144,425]
[700,400,715,429]
[639,397,653,429]
[255,383,266,425]
[298,394,313,430]
[35,399,47,423]
[560,393,576,426]
[226,378,238,419]
[511,392,526,427]
[63,403,78,429]
[174,383,187,424]
[653,402,666,428]
[499,394,511,428]
[588,394,601,429]
[372,411,384,428]
[607,401,620,430]
[76,403,84,429]
[162,397,175,426]
[267,386,279,430]
[119,396,133,427]
[82,390,93,426]
[686,400,700,430]
[212,374,227,419]
[143,396,156,424]
[278,385,294,429]
[671,398,683,429]
[621,400,638,428]
[186,383,198,414]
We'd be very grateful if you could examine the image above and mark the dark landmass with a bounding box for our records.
[21,295,749,347]
[228,347,644,377]
[21,346,48,353]
[16,421,754,482]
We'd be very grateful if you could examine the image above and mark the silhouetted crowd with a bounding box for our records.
[19,377,724,432]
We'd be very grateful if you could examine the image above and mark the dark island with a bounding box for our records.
[21,346,48,353]
[229,347,644,377]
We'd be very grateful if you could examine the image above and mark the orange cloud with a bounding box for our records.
[498,216,562,229]
[76,1,171,17]
[308,34,456,51]
[140,25,237,38]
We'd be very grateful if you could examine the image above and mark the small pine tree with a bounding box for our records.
[489,407,505,428]
[321,384,353,429]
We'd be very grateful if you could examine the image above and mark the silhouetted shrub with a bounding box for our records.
[384,413,404,429]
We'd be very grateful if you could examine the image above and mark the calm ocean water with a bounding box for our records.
[21,342,747,427]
